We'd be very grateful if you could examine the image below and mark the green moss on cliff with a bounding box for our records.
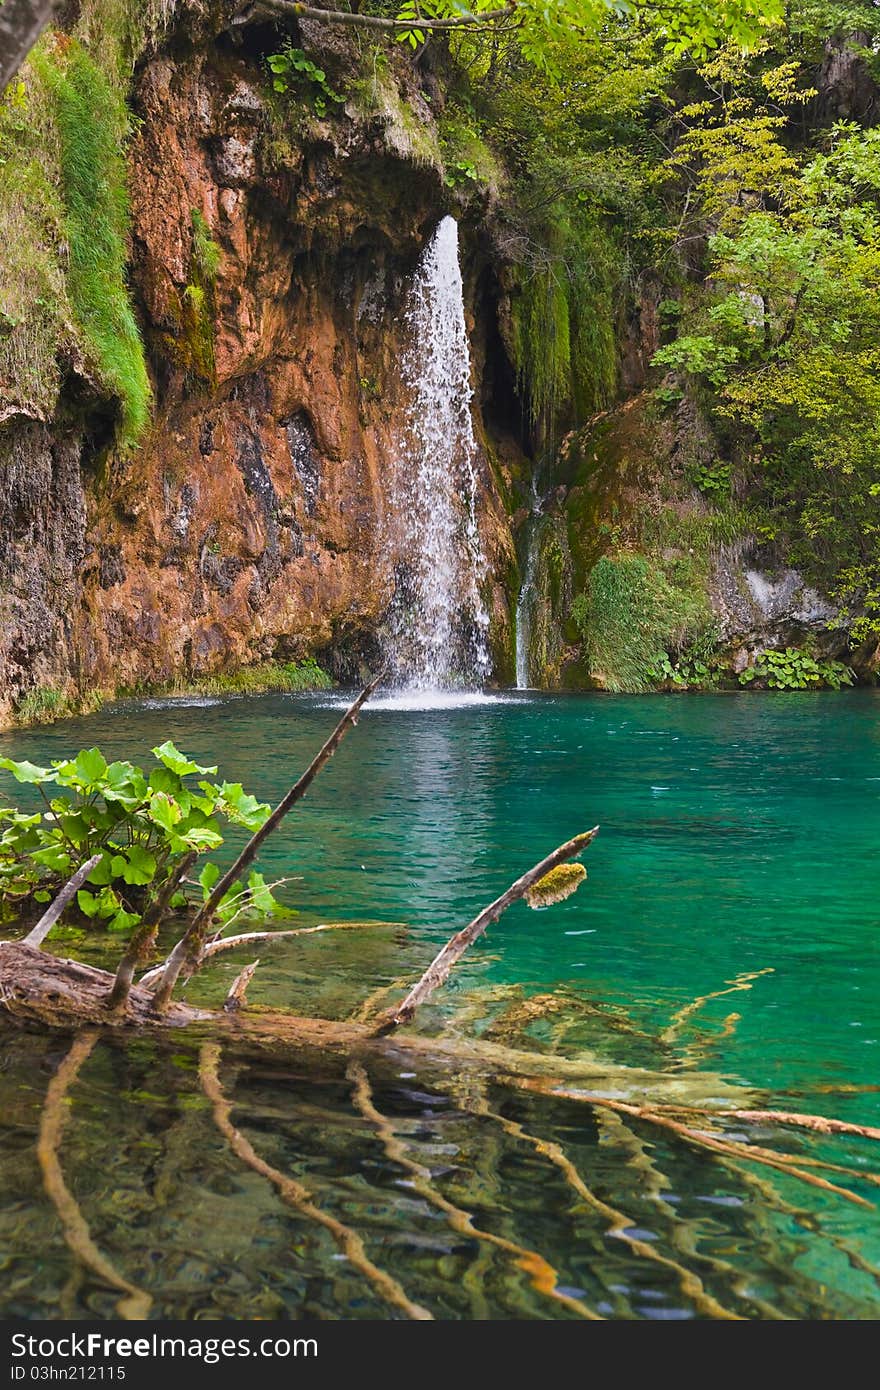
[35,42,150,446]
[138,659,335,699]
[178,209,222,386]
[348,55,443,169]
[0,5,154,446]
[509,210,618,448]
[0,72,68,420]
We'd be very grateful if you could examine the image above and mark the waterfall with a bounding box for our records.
[384,216,490,691]
[515,524,538,689]
[515,484,543,690]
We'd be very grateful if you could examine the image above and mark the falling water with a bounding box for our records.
[515,482,543,690]
[384,216,490,691]
[515,525,538,690]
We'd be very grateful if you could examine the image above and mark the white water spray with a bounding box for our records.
[384,216,490,692]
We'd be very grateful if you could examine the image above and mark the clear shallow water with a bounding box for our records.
[1,690,879,1319]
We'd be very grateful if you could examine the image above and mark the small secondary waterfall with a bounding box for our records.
[384,216,490,690]
[515,519,539,690]
[515,483,544,690]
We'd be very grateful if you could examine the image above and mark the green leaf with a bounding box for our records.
[58,813,91,846]
[77,888,101,918]
[152,741,217,778]
[149,766,184,796]
[75,748,108,786]
[180,827,224,851]
[108,907,142,933]
[148,792,181,833]
[199,861,220,893]
[0,757,53,783]
[30,845,72,873]
[87,854,115,886]
[105,761,149,807]
[115,844,157,886]
[94,886,121,919]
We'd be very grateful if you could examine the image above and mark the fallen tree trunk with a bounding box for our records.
[0,940,748,1107]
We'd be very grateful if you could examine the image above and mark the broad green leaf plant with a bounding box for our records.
[0,742,287,934]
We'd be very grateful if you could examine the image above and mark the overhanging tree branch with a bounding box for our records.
[0,0,63,95]
[240,0,515,33]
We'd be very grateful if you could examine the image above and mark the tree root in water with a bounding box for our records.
[347,1060,601,1320]
[516,1080,875,1209]
[461,1082,744,1320]
[198,1042,432,1320]
[37,1030,151,1320]
[660,970,775,1046]
[593,1106,788,1319]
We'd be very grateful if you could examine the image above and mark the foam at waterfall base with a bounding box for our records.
[319,688,531,712]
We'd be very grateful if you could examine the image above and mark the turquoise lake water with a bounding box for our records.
[1,689,878,1319]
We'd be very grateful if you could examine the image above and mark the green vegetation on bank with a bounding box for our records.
[571,553,713,693]
[142,659,334,699]
[10,662,333,730]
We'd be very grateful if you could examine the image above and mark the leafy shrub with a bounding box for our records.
[738,648,854,690]
[0,742,287,932]
[571,553,711,693]
[647,653,721,690]
[267,46,344,118]
[687,459,731,498]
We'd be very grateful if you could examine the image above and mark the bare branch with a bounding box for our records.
[372,827,599,1034]
[37,1031,152,1319]
[23,855,102,949]
[150,674,384,1011]
[224,959,259,1012]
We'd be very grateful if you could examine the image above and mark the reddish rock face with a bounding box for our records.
[0,31,520,722]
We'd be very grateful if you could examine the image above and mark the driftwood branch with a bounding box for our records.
[719,1108,880,1144]
[0,0,63,94]
[199,1042,432,1319]
[23,855,102,949]
[373,827,599,1033]
[139,919,393,989]
[106,852,198,1013]
[224,960,259,1012]
[37,1031,151,1320]
[151,675,383,1011]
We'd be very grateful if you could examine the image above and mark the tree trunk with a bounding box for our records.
[0,940,748,1106]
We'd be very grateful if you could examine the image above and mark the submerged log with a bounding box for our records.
[0,940,748,1107]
